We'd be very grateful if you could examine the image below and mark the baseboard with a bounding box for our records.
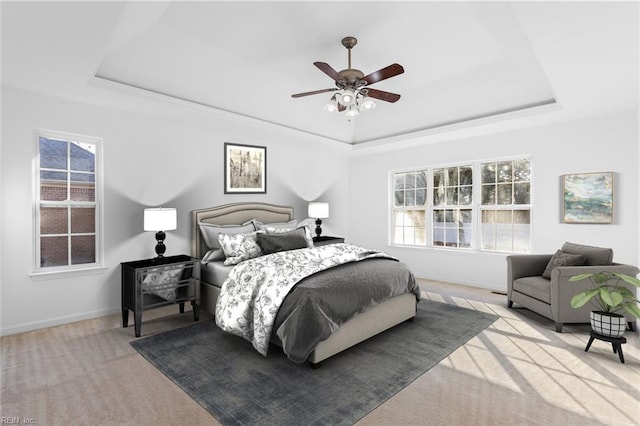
[1,306,121,336]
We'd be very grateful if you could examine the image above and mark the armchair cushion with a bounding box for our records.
[561,242,613,266]
[512,276,551,304]
[542,250,587,279]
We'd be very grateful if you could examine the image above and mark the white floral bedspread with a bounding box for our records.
[215,243,396,356]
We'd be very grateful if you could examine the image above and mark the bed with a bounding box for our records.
[191,202,419,366]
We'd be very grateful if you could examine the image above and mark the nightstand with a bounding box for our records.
[313,236,345,246]
[121,254,200,337]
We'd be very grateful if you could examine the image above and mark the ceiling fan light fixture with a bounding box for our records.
[324,94,339,112]
[345,104,359,118]
[338,89,356,106]
[359,96,376,111]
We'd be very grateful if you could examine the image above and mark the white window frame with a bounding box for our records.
[33,129,104,275]
[389,155,532,254]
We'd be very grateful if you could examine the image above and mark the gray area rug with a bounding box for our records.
[131,300,497,426]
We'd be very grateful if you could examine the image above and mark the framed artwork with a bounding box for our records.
[224,143,267,194]
[562,172,613,224]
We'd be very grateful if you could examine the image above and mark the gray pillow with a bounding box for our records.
[253,219,297,231]
[542,250,587,279]
[256,230,308,254]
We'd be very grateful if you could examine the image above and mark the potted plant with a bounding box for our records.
[570,271,640,337]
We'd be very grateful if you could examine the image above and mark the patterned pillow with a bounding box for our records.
[542,250,587,279]
[253,219,298,231]
[198,221,256,261]
[218,231,264,266]
[141,267,183,301]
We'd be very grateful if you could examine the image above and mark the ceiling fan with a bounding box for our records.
[291,36,404,118]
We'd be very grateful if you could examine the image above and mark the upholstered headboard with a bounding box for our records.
[191,202,295,259]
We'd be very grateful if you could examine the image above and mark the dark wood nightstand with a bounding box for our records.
[313,236,345,246]
[121,254,200,337]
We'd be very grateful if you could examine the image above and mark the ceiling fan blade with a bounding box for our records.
[291,88,337,98]
[365,88,401,103]
[363,63,405,85]
[314,62,342,82]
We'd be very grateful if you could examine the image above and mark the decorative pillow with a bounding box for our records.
[561,242,613,266]
[253,219,298,231]
[198,221,255,260]
[263,225,314,248]
[257,230,309,254]
[542,250,587,279]
[218,231,264,266]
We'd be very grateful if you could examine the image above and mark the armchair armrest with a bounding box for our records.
[550,263,640,320]
[507,254,551,281]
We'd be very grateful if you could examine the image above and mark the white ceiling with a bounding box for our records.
[1,1,638,148]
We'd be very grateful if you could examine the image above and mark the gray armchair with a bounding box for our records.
[507,242,639,332]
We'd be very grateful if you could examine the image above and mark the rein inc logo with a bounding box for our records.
[0,418,35,425]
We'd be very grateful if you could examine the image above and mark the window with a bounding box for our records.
[390,157,531,253]
[392,171,427,245]
[35,130,102,272]
[480,159,531,253]
[432,166,473,248]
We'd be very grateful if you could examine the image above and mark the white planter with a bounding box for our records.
[590,311,626,338]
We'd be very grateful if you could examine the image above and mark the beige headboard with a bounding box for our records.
[191,202,295,258]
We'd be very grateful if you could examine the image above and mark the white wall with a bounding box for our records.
[348,112,638,290]
[0,85,350,335]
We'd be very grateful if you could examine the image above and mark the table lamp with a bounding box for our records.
[144,207,177,258]
[308,202,329,239]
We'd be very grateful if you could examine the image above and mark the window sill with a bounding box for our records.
[29,265,108,280]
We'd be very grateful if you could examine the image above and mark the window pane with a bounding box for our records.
[482,185,495,205]
[514,182,530,204]
[497,184,512,204]
[433,210,444,226]
[459,167,472,186]
[394,227,403,244]
[460,209,472,223]
[405,173,416,189]
[415,228,427,245]
[514,210,530,224]
[459,186,472,205]
[409,210,426,227]
[416,171,427,188]
[70,141,96,172]
[447,168,457,186]
[394,174,405,190]
[497,161,512,183]
[514,158,531,182]
[71,207,95,233]
[444,210,456,227]
[415,189,427,205]
[482,163,496,183]
[40,207,68,235]
[433,169,445,188]
[405,190,415,206]
[481,222,496,251]
[403,227,415,245]
[71,235,95,265]
[433,187,444,206]
[40,171,68,201]
[395,191,404,206]
[433,227,445,246]
[394,210,404,226]
[446,187,458,205]
[41,236,68,267]
[70,173,95,202]
[460,225,472,248]
[39,138,67,169]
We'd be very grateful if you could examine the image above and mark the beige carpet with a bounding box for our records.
[2,279,638,425]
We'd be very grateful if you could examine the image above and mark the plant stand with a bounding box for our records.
[584,331,627,363]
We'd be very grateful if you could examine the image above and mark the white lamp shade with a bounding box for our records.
[308,202,329,219]
[144,208,177,231]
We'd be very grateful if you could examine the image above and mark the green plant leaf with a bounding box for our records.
[571,289,599,308]
[594,272,608,284]
[569,273,594,282]
[599,287,624,308]
[613,272,640,288]
[622,303,640,318]
[616,286,637,300]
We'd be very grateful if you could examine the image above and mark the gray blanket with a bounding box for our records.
[274,257,420,363]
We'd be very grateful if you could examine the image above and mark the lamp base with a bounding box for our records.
[314,218,323,239]
[155,231,166,258]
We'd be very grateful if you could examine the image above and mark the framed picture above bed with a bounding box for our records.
[224,143,267,194]
[562,171,613,224]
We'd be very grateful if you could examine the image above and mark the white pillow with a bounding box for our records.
[218,230,265,266]
[253,219,297,231]
[199,221,255,260]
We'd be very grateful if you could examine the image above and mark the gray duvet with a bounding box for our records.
[274,257,420,363]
